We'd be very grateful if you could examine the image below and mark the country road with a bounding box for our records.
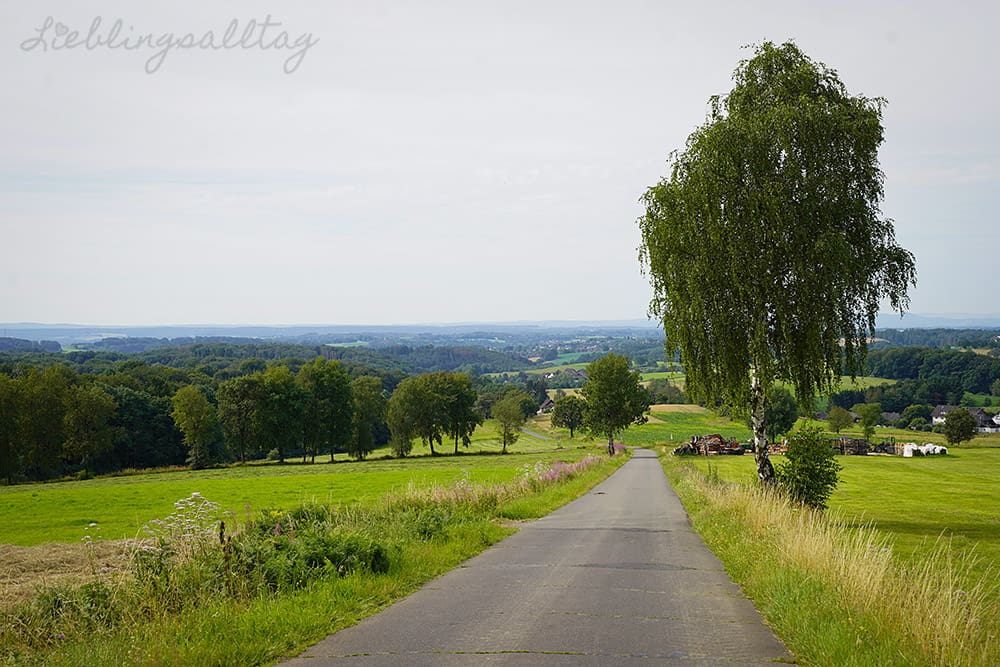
[283,449,791,665]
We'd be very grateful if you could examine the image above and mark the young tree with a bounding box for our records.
[942,408,977,447]
[492,392,528,454]
[851,403,882,443]
[826,405,853,434]
[901,403,932,428]
[764,386,798,443]
[638,41,915,483]
[171,385,220,469]
[581,354,650,455]
[776,426,841,510]
[349,376,387,460]
[551,394,586,438]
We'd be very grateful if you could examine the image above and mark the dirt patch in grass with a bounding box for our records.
[0,540,135,610]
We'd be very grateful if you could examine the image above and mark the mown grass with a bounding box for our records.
[630,406,752,445]
[2,453,627,666]
[660,453,999,666]
[0,423,584,546]
[640,370,686,381]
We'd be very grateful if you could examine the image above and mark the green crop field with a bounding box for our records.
[0,425,600,546]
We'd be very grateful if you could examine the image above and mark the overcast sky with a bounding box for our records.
[2,1,997,326]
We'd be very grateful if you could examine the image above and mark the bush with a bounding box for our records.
[776,426,841,510]
[410,507,453,541]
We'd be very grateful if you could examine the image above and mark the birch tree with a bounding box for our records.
[639,41,915,483]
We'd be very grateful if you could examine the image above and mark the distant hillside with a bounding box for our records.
[0,337,61,353]
[320,344,532,374]
[874,328,1000,348]
[876,314,1000,328]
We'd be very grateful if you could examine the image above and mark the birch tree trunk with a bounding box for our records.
[750,366,776,484]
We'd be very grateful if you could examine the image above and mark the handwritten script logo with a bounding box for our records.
[20,16,319,74]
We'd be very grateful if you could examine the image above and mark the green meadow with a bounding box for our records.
[0,425,596,547]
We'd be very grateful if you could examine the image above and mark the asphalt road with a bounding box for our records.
[283,449,792,665]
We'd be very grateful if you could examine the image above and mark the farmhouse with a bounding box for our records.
[931,405,998,432]
[931,405,992,427]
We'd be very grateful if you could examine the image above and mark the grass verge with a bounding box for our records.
[659,451,998,667]
[1,453,626,666]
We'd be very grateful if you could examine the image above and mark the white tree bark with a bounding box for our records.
[750,365,776,484]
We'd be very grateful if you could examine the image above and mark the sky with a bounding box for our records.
[2,0,997,326]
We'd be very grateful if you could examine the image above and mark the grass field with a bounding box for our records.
[0,422,599,547]
[680,448,1000,588]
[639,370,685,381]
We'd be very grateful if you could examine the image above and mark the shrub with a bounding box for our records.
[776,426,841,510]
[410,507,453,541]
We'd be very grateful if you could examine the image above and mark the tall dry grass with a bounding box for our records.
[668,458,998,666]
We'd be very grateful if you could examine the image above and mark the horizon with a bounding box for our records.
[4,312,1000,333]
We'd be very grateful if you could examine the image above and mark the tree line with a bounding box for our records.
[0,356,559,485]
[0,350,655,485]
[863,347,1000,397]
[0,357,398,484]
[823,348,1000,414]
